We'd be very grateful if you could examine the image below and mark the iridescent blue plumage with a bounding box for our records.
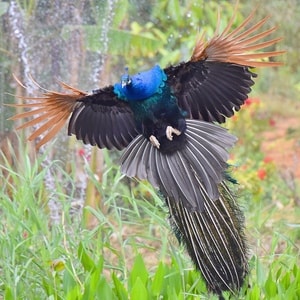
[113,65,167,101]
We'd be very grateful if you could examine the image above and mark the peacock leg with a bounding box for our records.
[149,135,160,149]
[166,126,181,141]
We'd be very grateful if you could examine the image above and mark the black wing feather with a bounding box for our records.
[68,86,139,150]
[165,61,256,123]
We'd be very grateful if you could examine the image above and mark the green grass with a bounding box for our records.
[0,146,210,300]
[1,100,300,300]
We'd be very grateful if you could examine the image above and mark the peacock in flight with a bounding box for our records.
[9,5,284,299]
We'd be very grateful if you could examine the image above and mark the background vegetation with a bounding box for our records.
[0,0,299,299]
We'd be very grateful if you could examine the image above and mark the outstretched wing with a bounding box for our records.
[9,82,139,150]
[68,87,139,150]
[165,7,284,123]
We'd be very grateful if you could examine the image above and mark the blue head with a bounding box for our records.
[114,65,167,101]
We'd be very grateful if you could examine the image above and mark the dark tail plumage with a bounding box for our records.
[120,120,248,297]
[166,182,247,297]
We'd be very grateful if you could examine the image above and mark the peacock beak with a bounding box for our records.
[121,78,131,88]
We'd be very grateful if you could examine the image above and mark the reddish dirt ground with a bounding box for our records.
[262,116,300,179]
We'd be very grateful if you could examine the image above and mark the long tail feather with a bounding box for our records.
[7,80,86,149]
[191,6,285,67]
[166,182,247,297]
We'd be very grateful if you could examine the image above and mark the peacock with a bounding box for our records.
[9,6,284,299]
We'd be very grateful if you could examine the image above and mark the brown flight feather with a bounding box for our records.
[8,79,87,149]
[191,6,284,67]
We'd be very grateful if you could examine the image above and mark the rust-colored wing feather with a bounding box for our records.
[165,7,285,123]
[8,81,86,149]
[191,6,284,66]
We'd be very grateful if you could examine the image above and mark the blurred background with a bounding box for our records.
[0,0,299,299]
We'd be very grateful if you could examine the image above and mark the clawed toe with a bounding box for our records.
[166,126,181,141]
[149,135,160,149]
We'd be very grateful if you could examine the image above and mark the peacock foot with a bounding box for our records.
[149,135,160,149]
[166,126,181,141]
